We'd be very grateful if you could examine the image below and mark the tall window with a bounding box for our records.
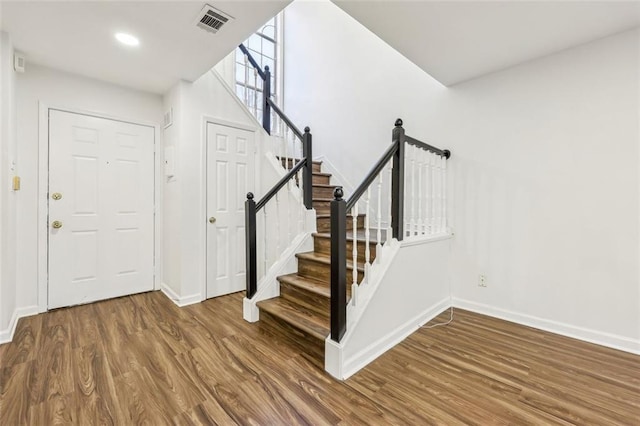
[235,15,281,120]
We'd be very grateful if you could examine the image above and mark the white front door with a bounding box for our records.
[206,122,255,298]
[48,110,155,309]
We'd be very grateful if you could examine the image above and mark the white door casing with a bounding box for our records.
[48,110,154,309]
[206,122,255,298]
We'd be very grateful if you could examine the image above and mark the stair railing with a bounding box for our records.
[240,43,313,299]
[238,43,302,173]
[330,119,451,342]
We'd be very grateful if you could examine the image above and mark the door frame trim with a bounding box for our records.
[202,116,259,301]
[37,102,162,313]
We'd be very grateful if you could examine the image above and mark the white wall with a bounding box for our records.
[445,29,639,351]
[0,31,18,338]
[327,238,452,379]
[162,70,266,303]
[15,64,163,313]
[285,0,639,351]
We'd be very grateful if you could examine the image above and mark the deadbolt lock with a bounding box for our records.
[51,220,63,229]
[209,217,216,224]
[52,192,62,200]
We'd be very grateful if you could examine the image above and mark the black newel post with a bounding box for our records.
[330,187,347,342]
[391,118,405,241]
[262,66,271,135]
[302,127,313,210]
[245,192,257,298]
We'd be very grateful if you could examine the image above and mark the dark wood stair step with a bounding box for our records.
[316,213,366,233]
[257,297,329,342]
[312,172,331,185]
[279,157,323,173]
[296,251,364,284]
[313,232,378,262]
[278,273,331,315]
[278,273,352,313]
[312,183,338,199]
[312,198,332,213]
[278,273,332,299]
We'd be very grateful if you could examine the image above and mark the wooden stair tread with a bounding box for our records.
[312,183,336,188]
[313,231,383,244]
[313,172,331,177]
[316,213,366,219]
[257,297,329,341]
[277,273,331,298]
[296,251,365,271]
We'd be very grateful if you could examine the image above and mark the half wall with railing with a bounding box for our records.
[330,119,451,342]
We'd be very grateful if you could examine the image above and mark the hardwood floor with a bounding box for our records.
[1,291,638,425]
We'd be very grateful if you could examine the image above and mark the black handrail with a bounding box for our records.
[405,135,451,159]
[346,142,398,211]
[256,157,307,211]
[330,119,451,342]
[267,98,303,140]
[238,44,266,80]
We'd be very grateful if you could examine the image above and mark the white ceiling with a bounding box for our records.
[332,1,640,86]
[0,1,290,94]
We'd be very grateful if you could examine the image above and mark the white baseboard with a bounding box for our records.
[0,305,39,344]
[329,297,450,380]
[161,283,201,307]
[453,298,640,356]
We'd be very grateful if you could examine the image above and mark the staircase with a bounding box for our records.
[256,160,376,365]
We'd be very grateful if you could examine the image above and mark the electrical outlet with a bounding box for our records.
[478,275,487,287]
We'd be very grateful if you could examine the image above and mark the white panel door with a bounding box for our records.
[206,123,255,298]
[48,110,154,309]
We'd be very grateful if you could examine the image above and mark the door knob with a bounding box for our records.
[209,217,216,224]
[51,220,63,229]
[52,192,62,200]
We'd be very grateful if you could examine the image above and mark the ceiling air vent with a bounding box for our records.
[195,4,233,34]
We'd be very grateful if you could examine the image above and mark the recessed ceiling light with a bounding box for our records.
[115,32,140,47]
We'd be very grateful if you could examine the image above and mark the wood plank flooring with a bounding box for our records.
[1,291,638,425]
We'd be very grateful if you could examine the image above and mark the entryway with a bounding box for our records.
[205,121,255,298]
[47,109,155,309]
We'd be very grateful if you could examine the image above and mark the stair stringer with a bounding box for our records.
[325,233,454,379]
[243,148,317,322]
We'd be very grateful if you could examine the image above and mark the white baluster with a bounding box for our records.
[404,148,409,238]
[275,192,281,258]
[376,171,383,261]
[286,127,292,170]
[352,203,359,288]
[364,187,371,282]
[422,149,429,235]
[281,128,288,171]
[286,177,292,244]
[430,153,436,234]
[435,154,442,234]
[410,146,416,237]
[386,161,393,244]
[253,68,258,120]
[417,147,423,236]
[263,205,268,272]
[440,157,447,232]
[297,168,304,233]
[244,55,249,107]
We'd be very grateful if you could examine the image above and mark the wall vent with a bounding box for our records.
[163,108,173,129]
[14,53,26,73]
[195,4,233,34]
